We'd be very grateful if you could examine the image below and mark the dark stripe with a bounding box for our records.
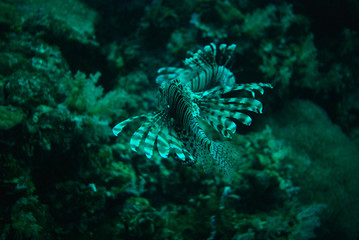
[203,68,208,90]
[196,72,200,91]
[166,80,211,149]
[218,67,223,82]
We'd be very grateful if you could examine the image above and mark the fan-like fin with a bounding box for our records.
[156,67,192,86]
[130,121,152,152]
[210,141,237,179]
[198,93,265,138]
[201,83,272,98]
[199,104,252,139]
[168,129,187,161]
[184,49,209,70]
[130,112,162,152]
[227,83,273,96]
[144,112,166,159]
[170,138,185,161]
[157,43,238,93]
[157,127,171,158]
[200,97,263,114]
[218,43,236,66]
[204,108,252,126]
[195,142,214,174]
[112,112,156,136]
[201,114,236,138]
[181,148,196,166]
[185,43,237,70]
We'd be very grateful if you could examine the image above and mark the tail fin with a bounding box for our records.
[210,141,243,179]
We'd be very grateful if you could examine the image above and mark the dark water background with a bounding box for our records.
[1,0,359,239]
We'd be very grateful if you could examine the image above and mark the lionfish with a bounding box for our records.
[113,43,272,176]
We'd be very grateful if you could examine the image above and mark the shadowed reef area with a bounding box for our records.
[1,0,359,239]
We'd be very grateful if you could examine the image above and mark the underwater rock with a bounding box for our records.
[20,0,98,45]
[268,99,359,239]
[0,105,25,130]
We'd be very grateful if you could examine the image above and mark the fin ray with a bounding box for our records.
[157,127,171,158]
[130,112,162,152]
[112,112,156,136]
[144,112,166,159]
[156,67,192,86]
[200,97,264,114]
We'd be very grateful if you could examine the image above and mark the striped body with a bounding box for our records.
[163,80,211,162]
[113,43,273,177]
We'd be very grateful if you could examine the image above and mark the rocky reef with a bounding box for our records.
[1,0,359,239]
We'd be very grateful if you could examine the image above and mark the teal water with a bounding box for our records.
[1,1,359,239]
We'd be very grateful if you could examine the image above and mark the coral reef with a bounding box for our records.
[1,0,359,240]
